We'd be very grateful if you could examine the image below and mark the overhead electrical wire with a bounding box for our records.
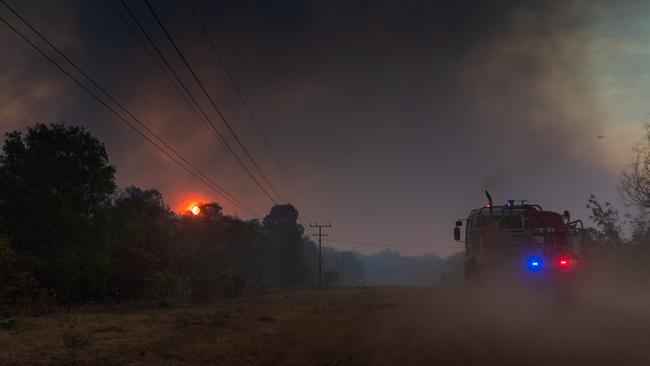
[114,0,224,142]
[105,0,205,125]
[143,0,286,204]
[323,238,460,250]
[0,2,455,245]
[185,0,325,221]
[118,0,279,205]
[0,1,259,218]
[0,7,257,216]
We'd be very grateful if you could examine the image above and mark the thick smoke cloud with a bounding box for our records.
[0,0,640,254]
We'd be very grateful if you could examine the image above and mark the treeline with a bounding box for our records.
[321,249,464,286]
[0,123,324,313]
[582,194,650,279]
[558,125,650,280]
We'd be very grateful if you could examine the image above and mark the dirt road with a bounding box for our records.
[357,286,650,366]
[2,286,650,365]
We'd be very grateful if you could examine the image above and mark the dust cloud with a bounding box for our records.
[355,271,650,366]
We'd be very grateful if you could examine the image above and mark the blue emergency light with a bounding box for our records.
[526,256,543,271]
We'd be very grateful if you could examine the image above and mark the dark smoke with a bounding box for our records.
[0,0,635,254]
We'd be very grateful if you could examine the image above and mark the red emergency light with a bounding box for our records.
[557,257,571,268]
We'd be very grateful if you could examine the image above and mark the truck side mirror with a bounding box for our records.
[453,227,461,241]
[455,220,463,227]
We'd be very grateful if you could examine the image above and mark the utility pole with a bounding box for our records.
[340,251,345,286]
[310,222,331,290]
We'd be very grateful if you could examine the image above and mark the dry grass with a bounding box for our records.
[3,285,650,366]
[0,288,378,366]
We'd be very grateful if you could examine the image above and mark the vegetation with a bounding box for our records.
[0,289,377,366]
[621,124,650,208]
[583,125,650,279]
[0,123,327,312]
[0,123,456,315]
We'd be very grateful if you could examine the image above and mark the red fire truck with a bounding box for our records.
[453,192,587,288]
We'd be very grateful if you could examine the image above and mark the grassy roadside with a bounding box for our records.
[0,288,383,366]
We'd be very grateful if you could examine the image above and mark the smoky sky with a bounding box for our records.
[0,0,640,255]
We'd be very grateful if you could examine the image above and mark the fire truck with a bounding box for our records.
[453,192,587,287]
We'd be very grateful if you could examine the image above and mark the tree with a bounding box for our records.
[263,204,306,285]
[621,124,650,207]
[628,208,650,248]
[178,202,255,300]
[0,123,116,302]
[219,217,262,282]
[110,186,175,299]
[586,194,623,247]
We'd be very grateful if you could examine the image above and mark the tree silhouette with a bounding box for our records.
[621,124,650,208]
[111,186,175,299]
[263,204,306,285]
[0,123,116,301]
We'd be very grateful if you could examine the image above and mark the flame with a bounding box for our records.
[189,203,200,216]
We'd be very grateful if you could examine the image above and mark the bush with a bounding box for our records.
[149,271,185,301]
[218,269,246,298]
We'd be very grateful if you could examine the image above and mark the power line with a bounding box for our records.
[143,0,285,204]
[114,0,222,142]
[0,0,256,216]
[0,1,259,218]
[185,0,324,221]
[119,0,279,206]
[107,0,253,187]
[324,238,460,250]
[0,6,257,216]
[105,0,204,124]
[116,0,222,143]
[184,0,286,204]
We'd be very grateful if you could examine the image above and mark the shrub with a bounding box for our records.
[149,271,185,301]
[218,268,246,298]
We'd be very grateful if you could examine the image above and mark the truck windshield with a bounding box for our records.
[474,206,539,227]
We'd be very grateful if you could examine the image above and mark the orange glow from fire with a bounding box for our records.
[178,195,205,216]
